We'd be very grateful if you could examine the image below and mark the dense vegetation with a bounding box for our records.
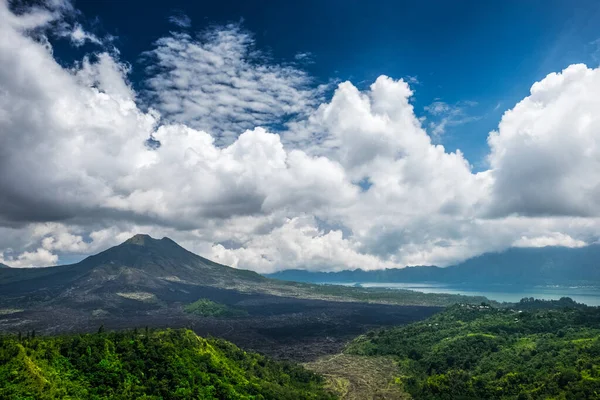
[0,328,334,399]
[184,298,248,318]
[347,298,600,399]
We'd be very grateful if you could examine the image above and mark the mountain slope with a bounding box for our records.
[346,302,600,399]
[0,263,9,268]
[75,234,265,286]
[447,245,600,285]
[0,328,334,399]
[267,245,600,286]
[0,234,266,305]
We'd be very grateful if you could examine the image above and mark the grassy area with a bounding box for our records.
[184,298,248,317]
[305,354,409,400]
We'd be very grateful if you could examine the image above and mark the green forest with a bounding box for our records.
[347,298,600,399]
[0,328,334,400]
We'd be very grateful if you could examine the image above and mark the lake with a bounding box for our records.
[333,282,600,306]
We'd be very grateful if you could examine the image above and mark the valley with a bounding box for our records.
[0,286,440,362]
[0,235,451,362]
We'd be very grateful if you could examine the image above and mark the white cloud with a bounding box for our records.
[1,247,58,268]
[0,0,66,30]
[142,24,325,144]
[0,2,354,268]
[211,216,394,273]
[513,232,587,248]
[1,1,600,272]
[168,14,191,28]
[294,52,314,64]
[424,100,479,136]
[424,101,451,115]
[487,64,600,218]
[68,23,102,47]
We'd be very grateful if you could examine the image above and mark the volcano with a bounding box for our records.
[0,234,266,308]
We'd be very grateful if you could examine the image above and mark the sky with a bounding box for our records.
[1,0,600,272]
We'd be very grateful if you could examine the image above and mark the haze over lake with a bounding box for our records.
[334,282,600,306]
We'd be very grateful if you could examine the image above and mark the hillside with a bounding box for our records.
[445,245,600,285]
[0,263,9,268]
[267,244,600,286]
[0,328,334,399]
[345,299,600,399]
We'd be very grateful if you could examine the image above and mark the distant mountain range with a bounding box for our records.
[266,245,600,286]
[0,263,9,268]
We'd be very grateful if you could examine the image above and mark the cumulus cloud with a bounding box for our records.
[1,248,58,268]
[1,0,600,271]
[211,216,395,273]
[487,64,600,218]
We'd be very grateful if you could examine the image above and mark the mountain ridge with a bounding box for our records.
[266,244,600,286]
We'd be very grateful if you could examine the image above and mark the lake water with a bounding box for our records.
[333,282,600,306]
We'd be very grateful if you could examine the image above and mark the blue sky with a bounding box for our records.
[67,0,600,169]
